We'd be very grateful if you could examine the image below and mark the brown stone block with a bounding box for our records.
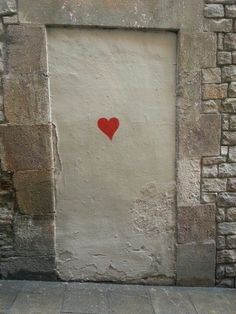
[13,170,54,215]
[5,25,47,75]
[3,74,49,124]
[202,84,228,100]
[176,242,216,286]
[0,125,53,171]
[177,204,216,244]
[14,214,55,256]
[179,113,221,157]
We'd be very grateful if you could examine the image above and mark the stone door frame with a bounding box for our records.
[0,0,228,286]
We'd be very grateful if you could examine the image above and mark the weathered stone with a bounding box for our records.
[221,98,236,112]
[217,192,236,207]
[218,33,224,51]
[14,214,55,256]
[221,146,228,156]
[4,74,49,124]
[0,125,53,171]
[225,5,236,17]
[202,165,218,178]
[230,115,236,129]
[202,178,227,192]
[219,163,236,177]
[218,222,236,235]
[216,265,225,279]
[225,264,236,277]
[216,278,234,288]
[217,236,226,249]
[13,170,54,215]
[226,207,236,221]
[205,19,232,33]
[202,156,226,165]
[232,51,236,64]
[228,82,236,98]
[217,51,232,65]
[228,146,236,161]
[206,0,236,3]
[224,33,236,50]
[217,249,236,263]
[5,25,47,75]
[202,68,221,84]
[201,193,217,204]
[222,131,236,145]
[177,158,201,206]
[179,114,220,157]
[0,0,16,16]
[222,65,236,82]
[3,15,18,24]
[227,179,236,192]
[222,114,229,130]
[177,204,215,244]
[202,100,220,113]
[204,4,224,18]
[176,242,216,286]
[227,235,236,248]
[202,84,227,100]
[216,208,226,223]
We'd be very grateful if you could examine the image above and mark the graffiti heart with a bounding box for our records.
[97,117,120,140]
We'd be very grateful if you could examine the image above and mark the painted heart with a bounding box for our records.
[97,117,120,140]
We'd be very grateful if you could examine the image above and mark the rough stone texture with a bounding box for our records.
[221,98,236,112]
[222,114,230,130]
[13,170,54,215]
[205,19,232,33]
[227,178,236,191]
[217,249,236,263]
[228,146,236,161]
[202,84,228,100]
[202,165,218,178]
[222,65,236,81]
[204,4,225,18]
[222,131,236,145]
[202,156,226,165]
[225,5,236,18]
[0,0,16,16]
[217,51,232,65]
[202,100,220,113]
[202,178,227,192]
[0,125,53,171]
[224,33,236,50]
[219,163,236,176]
[202,68,221,83]
[230,115,236,129]
[217,192,236,207]
[176,242,216,286]
[226,207,236,221]
[218,222,236,235]
[227,235,236,248]
[177,204,215,243]
[228,82,236,97]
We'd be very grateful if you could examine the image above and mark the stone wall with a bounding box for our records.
[202,0,236,288]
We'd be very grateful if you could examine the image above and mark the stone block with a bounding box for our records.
[179,114,220,157]
[217,192,236,207]
[202,84,227,100]
[221,98,236,112]
[225,264,236,277]
[0,255,56,280]
[5,25,47,75]
[202,165,218,178]
[218,222,236,235]
[176,242,216,286]
[202,68,221,84]
[0,125,53,171]
[222,114,229,130]
[204,19,232,33]
[228,146,236,161]
[202,156,226,165]
[204,4,224,18]
[222,65,236,82]
[222,131,236,145]
[219,163,236,177]
[217,236,226,249]
[217,249,236,263]
[14,214,55,256]
[217,208,225,223]
[217,51,232,65]
[226,207,236,221]
[227,235,236,248]
[0,0,16,16]
[227,178,236,191]
[224,33,236,50]
[233,51,236,64]
[13,170,54,215]
[177,158,201,206]
[3,15,18,24]
[202,178,227,192]
[3,74,50,124]
[230,115,236,129]
[225,5,236,17]
[216,278,234,288]
[202,100,220,113]
[218,33,224,51]
[201,193,217,204]
[216,265,225,279]
[177,204,215,244]
[228,82,236,97]
[206,0,236,3]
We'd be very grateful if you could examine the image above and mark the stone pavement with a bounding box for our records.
[0,281,235,314]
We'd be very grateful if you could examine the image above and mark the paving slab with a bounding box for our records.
[0,281,24,313]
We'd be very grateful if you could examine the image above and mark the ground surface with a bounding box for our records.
[0,280,235,313]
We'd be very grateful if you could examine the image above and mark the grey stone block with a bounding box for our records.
[217,249,236,263]
[176,242,216,286]
[202,68,221,83]
[222,65,236,82]
[218,222,236,235]
[217,192,236,207]
[224,33,236,50]
[222,132,236,145]
[204,4,224,18]
[0,0,16,16]
[217,51,232,65]
[221,98,236,112]
[225,5,236,17]
[226,207,236,221]
[204,19,232,33]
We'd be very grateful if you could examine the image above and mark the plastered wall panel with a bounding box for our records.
[48,29,176,283]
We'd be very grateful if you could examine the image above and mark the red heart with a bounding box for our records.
[97,117,120,140]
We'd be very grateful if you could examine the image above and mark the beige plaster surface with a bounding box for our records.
[48,28,176,283]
